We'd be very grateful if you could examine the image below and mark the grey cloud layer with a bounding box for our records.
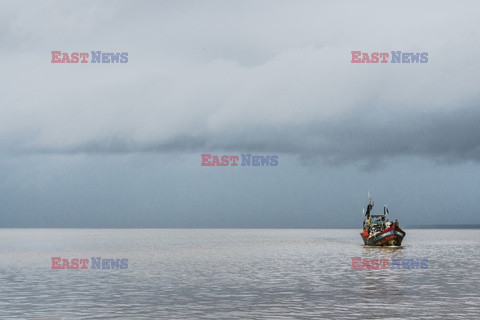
[1,0,480,167]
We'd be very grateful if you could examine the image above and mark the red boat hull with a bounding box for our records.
[360,226,406,246]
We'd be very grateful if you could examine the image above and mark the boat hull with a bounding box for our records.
[360,226,406,246]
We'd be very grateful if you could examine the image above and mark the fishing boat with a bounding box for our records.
[360,194,406,246]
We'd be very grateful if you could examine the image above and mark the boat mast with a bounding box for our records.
[365,192,373,217]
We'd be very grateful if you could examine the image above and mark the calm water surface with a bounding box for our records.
[0,229,479,319]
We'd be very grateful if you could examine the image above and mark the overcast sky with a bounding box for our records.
[1,0,479,228]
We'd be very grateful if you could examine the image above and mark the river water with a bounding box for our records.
[0,229,478,319]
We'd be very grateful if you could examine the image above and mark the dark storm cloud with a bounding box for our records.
[1,0,480,168]
[19,98,480,170]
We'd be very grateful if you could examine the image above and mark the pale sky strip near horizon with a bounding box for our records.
[1,0,479,227]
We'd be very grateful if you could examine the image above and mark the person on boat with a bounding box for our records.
[385,219,391,228]
[394,219,399,227]
[363,228,369,237]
